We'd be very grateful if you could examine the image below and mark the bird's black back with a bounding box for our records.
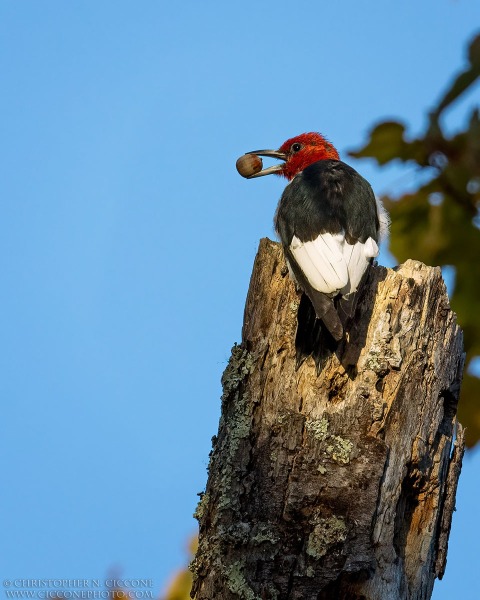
[275,159,379,245]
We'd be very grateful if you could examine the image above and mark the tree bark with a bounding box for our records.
[191,238,465,600]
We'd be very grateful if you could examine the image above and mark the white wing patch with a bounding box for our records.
[290,233,348,294]
[290,233,379,296]
[341,237,379,295]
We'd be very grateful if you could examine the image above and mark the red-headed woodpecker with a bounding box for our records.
[240,132,389,358]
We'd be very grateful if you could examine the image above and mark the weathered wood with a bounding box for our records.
[192,238,464,600]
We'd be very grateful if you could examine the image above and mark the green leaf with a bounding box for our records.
[349,121,426,165]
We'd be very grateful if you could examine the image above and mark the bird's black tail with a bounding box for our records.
[295,293,339,374]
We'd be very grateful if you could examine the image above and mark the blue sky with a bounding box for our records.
[0,2,479,598]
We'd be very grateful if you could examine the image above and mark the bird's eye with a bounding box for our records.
[291,143,302,152]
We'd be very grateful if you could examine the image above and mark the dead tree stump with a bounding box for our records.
[192,238,465,600]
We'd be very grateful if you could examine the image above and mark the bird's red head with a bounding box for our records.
[245,132,340,181]
[278,133,340,180]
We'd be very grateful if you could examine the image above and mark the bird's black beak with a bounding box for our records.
[245,149,287,178]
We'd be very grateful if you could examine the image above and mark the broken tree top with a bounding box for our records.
[193,239,464,600]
